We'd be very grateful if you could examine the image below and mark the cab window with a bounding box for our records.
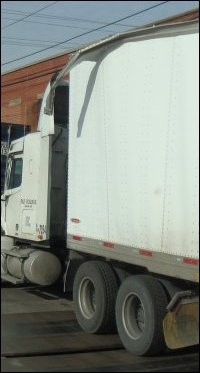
[8,158,23,189]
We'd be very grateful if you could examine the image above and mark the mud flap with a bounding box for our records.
[163,292,199,349]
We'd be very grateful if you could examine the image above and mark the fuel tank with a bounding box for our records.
[1,245,61,286]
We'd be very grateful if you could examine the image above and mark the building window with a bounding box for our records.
[8,158,23,189]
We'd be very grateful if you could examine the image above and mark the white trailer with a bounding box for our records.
[1,20,199,356]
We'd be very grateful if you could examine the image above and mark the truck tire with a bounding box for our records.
[116,275,168,356]
[73,260,118,334]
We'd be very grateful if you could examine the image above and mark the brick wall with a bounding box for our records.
[153,8,199,25]
[1,53,70,132]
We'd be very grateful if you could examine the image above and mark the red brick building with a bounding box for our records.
[1,53,71,133]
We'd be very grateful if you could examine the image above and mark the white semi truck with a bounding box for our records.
[1,20,199,356]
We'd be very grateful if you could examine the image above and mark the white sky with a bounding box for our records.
[1,1,199,73]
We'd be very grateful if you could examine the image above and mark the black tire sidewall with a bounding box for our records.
[73,261,111,333]
[116,275,167,356]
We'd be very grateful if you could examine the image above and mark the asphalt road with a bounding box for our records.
[1,284,199,372]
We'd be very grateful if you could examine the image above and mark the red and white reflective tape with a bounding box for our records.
[71,236,199,267]
[72,236,82,241]
[139,249,152,257]
[103,242,114,249]
[183,257,199,266]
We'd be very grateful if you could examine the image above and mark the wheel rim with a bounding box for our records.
[78,277,96,319]
[122,292,145,340]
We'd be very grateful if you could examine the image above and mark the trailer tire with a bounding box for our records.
[73,260,118,334]
[116,275,168,356]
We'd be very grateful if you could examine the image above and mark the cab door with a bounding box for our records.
[4,153,23,237]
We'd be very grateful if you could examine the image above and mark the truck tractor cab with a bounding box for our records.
[1,79,69,285]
